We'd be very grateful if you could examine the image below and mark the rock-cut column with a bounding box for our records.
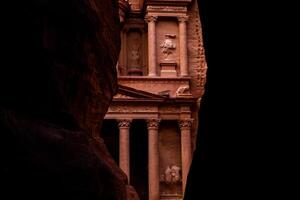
[178,119,193,194]
[146,15,158,76]
[178,16,189,76]
[147,119,161,200]
[117,119,132,183]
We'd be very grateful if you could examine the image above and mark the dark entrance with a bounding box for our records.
[130,119,148,200]
[101,119,119,164]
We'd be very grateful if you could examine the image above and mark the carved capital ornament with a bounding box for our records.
[117,119,132,128]
[178,119,193,130]
[146,119,161,130]
[145,15,158,23]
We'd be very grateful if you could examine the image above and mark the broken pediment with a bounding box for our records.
[114,84,167,100]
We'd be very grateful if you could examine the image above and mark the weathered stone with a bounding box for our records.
[0,0,139,199]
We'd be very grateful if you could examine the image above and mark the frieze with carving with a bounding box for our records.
[147,6,187,13]
[159,106,180,113]
[108,105,156,113]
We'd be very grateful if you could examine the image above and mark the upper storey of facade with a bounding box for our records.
[118,0,207,100]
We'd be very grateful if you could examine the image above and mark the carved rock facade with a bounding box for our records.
[102,0,207,200]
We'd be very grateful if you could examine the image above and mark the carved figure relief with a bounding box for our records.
[160,165,181,184]
[129,46,141,67]
[127,30,143,75]
[160,34,176,60]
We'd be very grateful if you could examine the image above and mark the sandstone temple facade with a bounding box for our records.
[102,0,207,199]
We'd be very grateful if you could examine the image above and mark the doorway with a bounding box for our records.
[130,119,148,200]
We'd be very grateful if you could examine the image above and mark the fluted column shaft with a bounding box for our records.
[147,119,161,200]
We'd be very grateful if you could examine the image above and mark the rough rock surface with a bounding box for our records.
[0,0,138,199]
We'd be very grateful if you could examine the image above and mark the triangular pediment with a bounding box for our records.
[114,85,167,100]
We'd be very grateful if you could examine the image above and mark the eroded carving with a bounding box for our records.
[117,119,132,128]
[127,31,143,75]
[108,105,155,113]
[160,165,181,184]
[176,85,190,96]
[146,119,161,129]
[145,15,158,23]
[178,119,193,129]
[177,16,189,23]
[160,34,176,60]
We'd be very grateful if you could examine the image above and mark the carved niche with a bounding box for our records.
[157,19,179,77]
[127,29,144,76]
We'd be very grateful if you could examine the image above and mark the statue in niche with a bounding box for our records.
[160,34,176,60]
[128,44,141,67]
[127,31,143,75]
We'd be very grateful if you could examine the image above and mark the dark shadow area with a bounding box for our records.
[184,0,209,199]
[130,120,149,200]
[101,120,120,164]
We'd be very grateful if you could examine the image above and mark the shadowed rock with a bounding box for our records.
[0,0,138,199]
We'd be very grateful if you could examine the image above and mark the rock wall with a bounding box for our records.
[0,0,138,199]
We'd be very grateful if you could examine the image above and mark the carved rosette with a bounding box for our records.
[146,119,161,130]
[117,119,132,128]
[178,119,193,130]
[145,15,158,23]
[177,16,189,23]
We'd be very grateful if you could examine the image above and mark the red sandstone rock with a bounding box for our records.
[0,0,139,199]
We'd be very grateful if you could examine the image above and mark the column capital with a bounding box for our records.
[117,119,132,128]
[178,119,193,130]
[145,15,158,23]
[147,119,161,130]
[177,15,189,23]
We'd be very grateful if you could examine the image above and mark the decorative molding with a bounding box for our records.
[117,119,132,128]
[146,119,161,129]
[178,119,193,129]
[119,79,189,85]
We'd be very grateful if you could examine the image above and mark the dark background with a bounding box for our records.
[184,1,291,199]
